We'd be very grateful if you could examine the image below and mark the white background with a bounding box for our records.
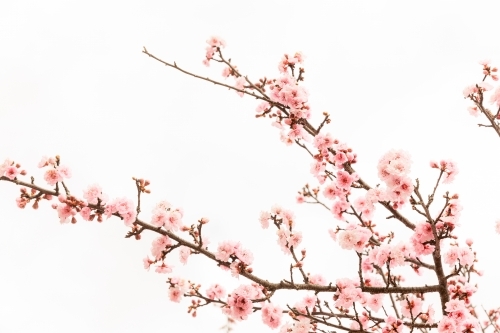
[1,1,500,332]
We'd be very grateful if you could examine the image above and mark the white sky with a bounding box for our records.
[2,1,500,332]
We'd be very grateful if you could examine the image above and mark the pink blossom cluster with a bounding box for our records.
[38,156,72,186]
[215,240,254,276]
[224,284,264,320]
[333,277,386,313]
[307,133,362,220]
[447,276,477,305]
[479,59,499,81]
[206,283,226,300]
[270,85,311,144]
[278,52,304,74]
[248,56,312,145]
[276,225,303,254]
[334,222,372,252]
[409,197,463,257]
[167,276,189,303]
[104,197,137,226]
[333,278,365,309]
[377,149,413,209]
[82,183,108,205]
[400,295,422,318]
[312,133,357,169]
[439,196,462,229]
[179,246,191,264]
[349,312,371,331]
[430,160,459,184]
[365,241,414,269]
[203,36,226,66]
[143,235,175,274]
[410,221,436,256]
[259,206,303,254]
[150,235,173,260]
[464,61,500,115]
[6,40,500,333]
[0,158,26,180]
[438,299,480,333]
[293,294,317,315]
[259,205,295,229]
[463,81,493,99]
[382,316,404,333]
[444,244,474,267]
[261,302,283,329]
[150,200,183,231]
[53,194,79,224]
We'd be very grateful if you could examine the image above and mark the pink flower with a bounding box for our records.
[259,211,271,228]
[221,66,231,78]
[296,194,305,203]
[490,86,500,107]
[235,247,254,266]
[143,257,154,270]
[287,232,302,250]
[151,208,167,228]
[57,165,71,179]
[463,85,478,98]
[313,133,335,150]
[106,197,137,226]
[151,235,172,259]
[83,184,107,205]
[291,317,311,333]
[255,101,270,116]
[206,283,226,300]
[309,274,326,285]
[38,156,56,168]
[179,246,190,265]
[168,287,183,302]
[44,169,62,185]
[227,290,253,320]
[400,295,422,318]
[336,170,354,189]
[366,187,388,203]
[446,299,466,313]
[155,261,173,274]
[80,207,91,221]
[164,210,182,231]
[261,303,283,329]
[155,200,172,211]
[337,224,372,252]
[234,77,246,97]
[4,166,19,180]
[302,294,317,310]
[383,316,403,333]
[333,152,348,166]
[438,316,457,333]
[216,240,240,262]
[457,247,474,266]
[440,160,458,184]
[367,294,384,312]
[57,203,76,224]
[331,199,350,220]
[206,36,226,48]
[478,81,493,91]
[467,106,479,117]
[0,159,13,176]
